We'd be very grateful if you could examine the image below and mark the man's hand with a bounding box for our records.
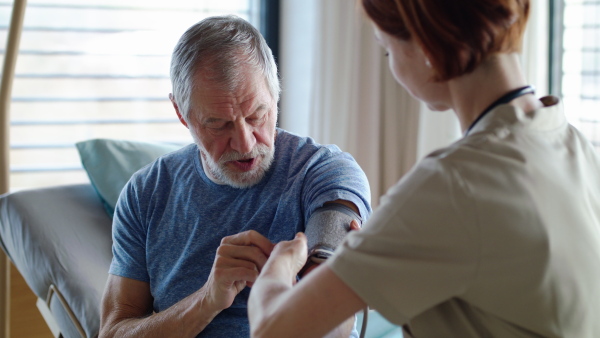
[201,230,275,312]
[100,230,275,338]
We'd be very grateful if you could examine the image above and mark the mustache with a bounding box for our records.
[219,144,271,163]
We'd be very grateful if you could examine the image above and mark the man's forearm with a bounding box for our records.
[100,287,220,338]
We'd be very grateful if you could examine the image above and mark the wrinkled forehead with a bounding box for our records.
[195,65,237,90]
[189,69,276,118]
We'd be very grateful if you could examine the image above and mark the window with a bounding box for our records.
[552,0,600,149]
[0,0,261,191]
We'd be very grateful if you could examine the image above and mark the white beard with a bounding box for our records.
[190,128,275,188]
[200,143,274,188]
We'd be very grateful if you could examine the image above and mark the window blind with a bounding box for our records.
[0,0,260,190]
[559,0,600,149]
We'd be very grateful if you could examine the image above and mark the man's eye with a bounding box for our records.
[206,122,228,130]
[248,115,266,125]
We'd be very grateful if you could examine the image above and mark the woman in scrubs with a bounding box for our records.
[249,1,600,337]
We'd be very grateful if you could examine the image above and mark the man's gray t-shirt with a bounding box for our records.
[109,129,371,337]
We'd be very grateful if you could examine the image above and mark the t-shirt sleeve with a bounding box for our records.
[301,147,372,222]
[108,175,150,282]
[327,157,479,325]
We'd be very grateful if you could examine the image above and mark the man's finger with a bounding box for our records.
[217,244,270,271]
[224,267,260,285]
[221,230,275,256]
[212,256,261,284]
[214,255,258,272]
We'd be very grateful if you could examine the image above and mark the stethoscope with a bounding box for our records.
[466,85,535,134]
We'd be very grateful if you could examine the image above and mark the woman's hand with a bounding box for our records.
[263,232,308,284]
[249,231,367,338]
[248,233,307,336]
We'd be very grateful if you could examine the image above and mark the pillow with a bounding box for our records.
[76,139,183,217]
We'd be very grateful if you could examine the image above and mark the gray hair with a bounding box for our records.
[170,15,280,121]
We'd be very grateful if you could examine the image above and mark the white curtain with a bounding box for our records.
[304,1,421,206]
[522,0,550,97]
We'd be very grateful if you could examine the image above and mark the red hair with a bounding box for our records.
[362,0,530,81]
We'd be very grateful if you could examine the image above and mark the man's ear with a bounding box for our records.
[169,93,189,128]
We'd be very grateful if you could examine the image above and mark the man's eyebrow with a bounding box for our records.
[254,104,268,113]
[202,117,226,124]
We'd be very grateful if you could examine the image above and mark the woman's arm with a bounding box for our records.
[248,233,367,338]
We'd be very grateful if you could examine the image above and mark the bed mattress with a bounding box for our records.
[0,184,112,337]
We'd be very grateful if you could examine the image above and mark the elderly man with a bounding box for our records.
[99,15,371,337]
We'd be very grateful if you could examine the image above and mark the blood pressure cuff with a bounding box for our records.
[303,203,362,265]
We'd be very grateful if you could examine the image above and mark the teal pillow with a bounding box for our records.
[76,139,183,217]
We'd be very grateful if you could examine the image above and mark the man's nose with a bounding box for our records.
[230,122,256,154]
